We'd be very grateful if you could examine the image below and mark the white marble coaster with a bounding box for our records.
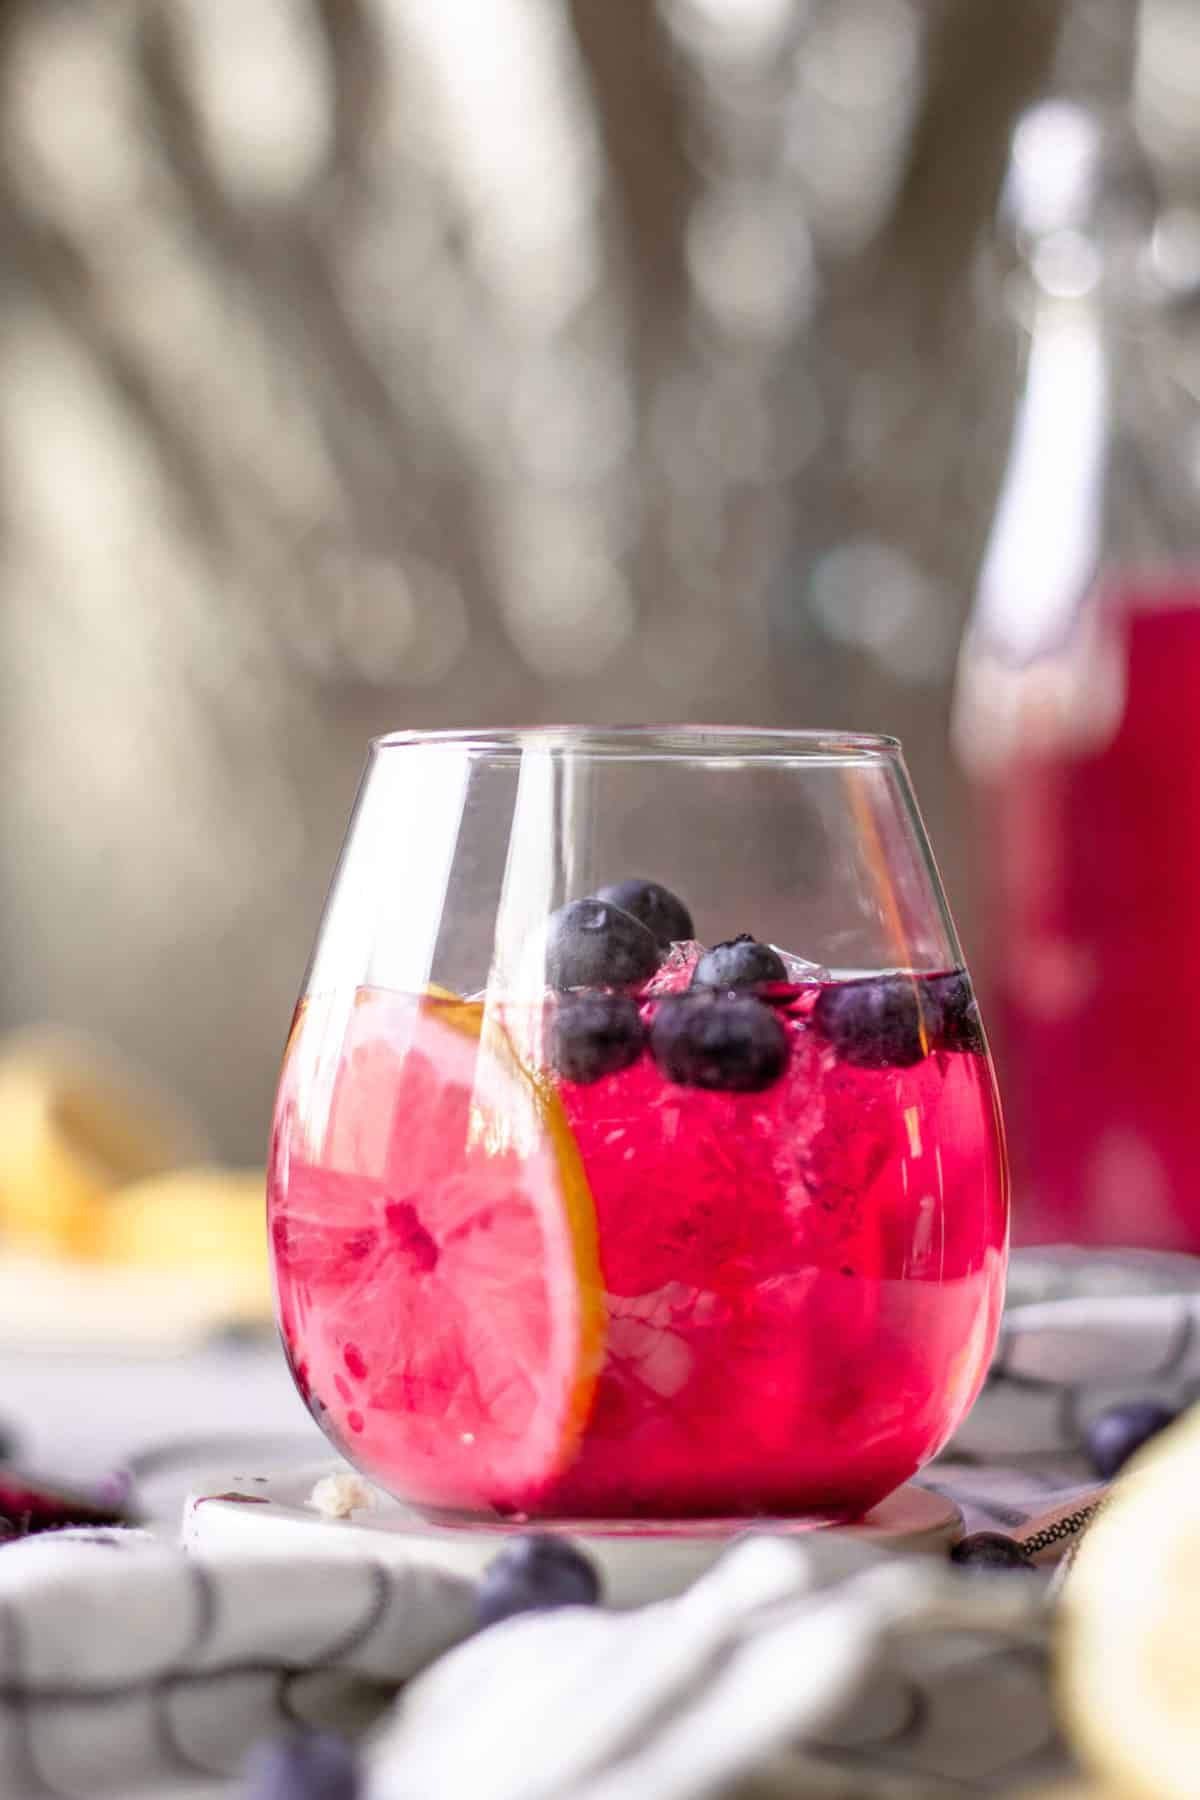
[184,1465,962,1609]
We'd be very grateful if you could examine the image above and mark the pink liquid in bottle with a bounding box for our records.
[985,582,1200,1249]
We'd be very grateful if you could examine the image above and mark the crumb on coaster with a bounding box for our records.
[308,1472,375,1519]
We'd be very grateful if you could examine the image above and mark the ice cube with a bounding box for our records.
[644,940,826,995]
[769,945,829,985]
[643,941,704,995]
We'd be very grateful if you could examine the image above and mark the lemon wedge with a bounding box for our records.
[101,1165,270,1322]
[1060,1408,1200,1799]
[0,1029,204,1257]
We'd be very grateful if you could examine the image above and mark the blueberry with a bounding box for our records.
[0,1471,134,1536]
[242,1729,360,1800]
[543,900,660,990]
[691,934,787,992]
[550,993,644,1083]
[811,975,937,1069]
[477,1533,602,1629]
[927,971,985,1054]
[650,993,789,1092]
[1086,1401,1177,1480]
[591,879,694,951]
[950,1532,1034,1572]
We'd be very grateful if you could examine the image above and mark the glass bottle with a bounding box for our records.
[954,98,1200,1249]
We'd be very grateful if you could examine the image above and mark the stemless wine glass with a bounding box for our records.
[269,727,1008,1523]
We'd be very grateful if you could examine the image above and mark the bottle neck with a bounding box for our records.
[972,288,1109,665]
[954,91,1200,771]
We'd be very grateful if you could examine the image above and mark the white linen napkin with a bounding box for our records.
[0,1533,474,1798]
[372,1535,1058,1800]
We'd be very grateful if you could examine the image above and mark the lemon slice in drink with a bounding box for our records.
[272,988,605,1512]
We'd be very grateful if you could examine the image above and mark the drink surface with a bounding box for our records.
[984,583,1200,1249]
[269,967,1006,1520]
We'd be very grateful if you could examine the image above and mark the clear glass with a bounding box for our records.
[955,102,1200,1249]
[268,727,1008,1522]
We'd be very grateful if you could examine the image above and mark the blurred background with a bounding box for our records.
[0,0,1195,1177]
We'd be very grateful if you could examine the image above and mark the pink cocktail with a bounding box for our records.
[270,961,1005,1520]
[267,727,1007,1522]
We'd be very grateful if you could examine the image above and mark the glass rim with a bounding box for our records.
[370,724,902,761]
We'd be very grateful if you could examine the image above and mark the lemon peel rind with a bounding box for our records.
[421,990,606,1481]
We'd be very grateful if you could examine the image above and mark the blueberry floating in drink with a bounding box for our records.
[691,934,787,992]
[477,1533,602,1628]
[550,993,645,1084]
[543,899,660,990]
[927,970,985,1055]
[590,879,694,951]
[650,992,790,1092]
[811,974,935,1069]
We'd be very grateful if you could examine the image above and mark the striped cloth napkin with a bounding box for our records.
[936,1245,1200,1550]
[1,1246,1198,1800]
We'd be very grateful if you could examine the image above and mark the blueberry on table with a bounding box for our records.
[543,899,660,990]
[951,1532,1035,1572]
[650,993,790,1092]
[1086,1401,1177,1480]
[477,1533,602,1629]
[591,879,694,950]
[242,1729,360,1800]
[0,1470,134,1537]
[811,975,935,1069]
[927,971,985,1054]
[550,993,645,1083]
[691,934,787,992]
